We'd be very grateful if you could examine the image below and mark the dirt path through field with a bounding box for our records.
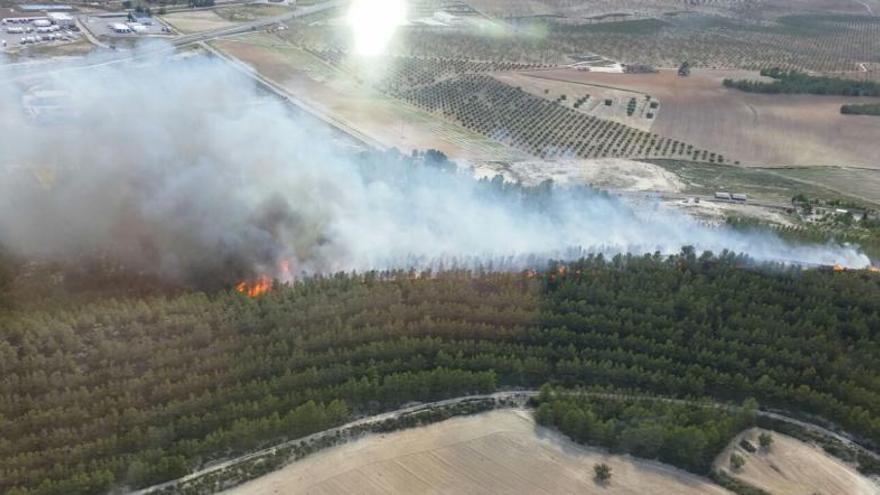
[224,409,733,495]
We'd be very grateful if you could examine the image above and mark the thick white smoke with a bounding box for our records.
[0,51,870,286]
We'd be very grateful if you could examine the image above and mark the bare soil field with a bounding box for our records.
[521,68,880,168]
[714,428,880,495]
[474,158,685,192]
[213,4,292,22]
[213,34,526,163]
[493,72,656,131]
[762,167,880,206]
[224,409,733,495]
[160,11,235,34]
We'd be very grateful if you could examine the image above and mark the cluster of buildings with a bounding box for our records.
[1,5,76,47]
[106,11,163,34]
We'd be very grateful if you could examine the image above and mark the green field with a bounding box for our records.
[653,160,880,208]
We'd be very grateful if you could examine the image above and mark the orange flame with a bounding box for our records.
[235,275,271,297]
[832,264,845,272]
[868,266,880,273]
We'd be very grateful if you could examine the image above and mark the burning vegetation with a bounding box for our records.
[235,276,271,297]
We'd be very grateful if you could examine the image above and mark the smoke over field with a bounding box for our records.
[0,53,870,287]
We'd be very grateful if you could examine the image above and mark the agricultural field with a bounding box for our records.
[528,68,880,168]
[492,72,656,131]
[225,409,734,495]
[466,0,880,20]
[763,167,880,205]
[161,4,291,34]
[401,73,726,161]
[285,10,880,76]
[295,48,726,163]
[213,4,292,23]
[714,428,880,495]
[654,160,880,207]
[212,34,525,162]
[160,10,235,34]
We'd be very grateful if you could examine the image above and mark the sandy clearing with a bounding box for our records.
[224,409,733,495]
[474,158,685,192]
[160,11,235,34]
[668,198,795,226]
[715,428,880,495]
[213,36,526,164]
[520,68,880,169]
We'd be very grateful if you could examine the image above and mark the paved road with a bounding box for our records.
[132,389,879,494]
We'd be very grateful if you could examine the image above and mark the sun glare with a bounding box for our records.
[347,0,407,56]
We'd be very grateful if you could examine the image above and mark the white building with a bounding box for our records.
[47,12,74,28]
[110,22,131,33]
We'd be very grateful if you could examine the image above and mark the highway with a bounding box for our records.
[133,389,880,494]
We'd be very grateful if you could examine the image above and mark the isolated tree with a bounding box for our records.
[730,453,746,471]
[593,463,612,484]
[758,432,774,450]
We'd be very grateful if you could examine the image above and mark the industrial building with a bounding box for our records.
[47,12,74,28]
[110,22,131,33]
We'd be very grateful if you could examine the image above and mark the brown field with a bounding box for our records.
[160,10,235,34]
[521,68,880,168]
[714,428,880,495]
[224,409,733,495]
[493,72,656,131]
[213,34,526,163]
[213,4,292,22]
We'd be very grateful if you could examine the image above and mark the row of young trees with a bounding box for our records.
[723,68,880,96]
[1,252,879,494]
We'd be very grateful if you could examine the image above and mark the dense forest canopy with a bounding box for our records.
[1,251,879,494]
[723,68,880,96]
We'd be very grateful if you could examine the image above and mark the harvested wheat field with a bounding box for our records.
[224,409,732,495]
[520,68,880,168]
[714,428,880,495]
[160,11,234,34]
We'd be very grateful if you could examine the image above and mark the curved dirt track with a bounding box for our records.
[223,409,733,495]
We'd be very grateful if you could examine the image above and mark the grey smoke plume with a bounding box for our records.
[0,51,870,286]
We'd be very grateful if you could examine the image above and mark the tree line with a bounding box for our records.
[841,103,880,116]
[723,68,880,96]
